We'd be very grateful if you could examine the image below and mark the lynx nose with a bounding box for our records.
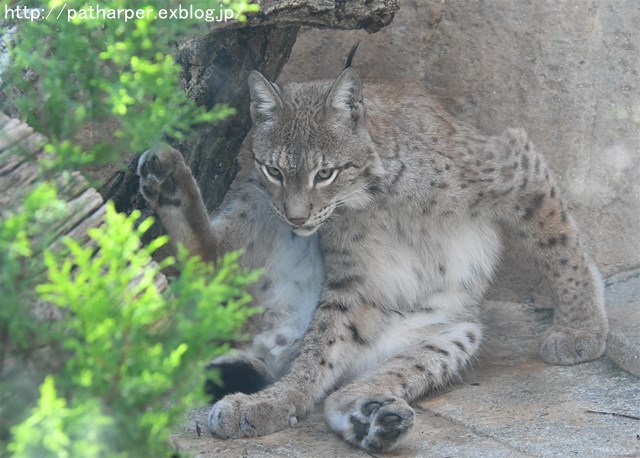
[287,217,307,227]
[283,198,310,227]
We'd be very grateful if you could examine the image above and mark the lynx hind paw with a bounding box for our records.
[137,144,185,206]
[541,326,607,365]
[327,395,414,453]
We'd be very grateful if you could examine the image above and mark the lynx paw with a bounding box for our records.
[325,394,414,452]
[137,144,186,208]
[208,392,298,439]
[541,326,607,365]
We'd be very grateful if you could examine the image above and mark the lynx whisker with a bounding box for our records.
[334,182,375,208]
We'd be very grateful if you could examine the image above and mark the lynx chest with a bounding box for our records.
[321,206,502,314]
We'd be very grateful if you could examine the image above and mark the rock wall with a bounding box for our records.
[279,0,640,300]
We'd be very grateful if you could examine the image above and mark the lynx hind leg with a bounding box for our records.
[540,261,606,365]
[484,129,608,364]
[137,144,218,262]
[138,144,187,208]
[325,320,482,452]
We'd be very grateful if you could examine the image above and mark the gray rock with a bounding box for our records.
[605,269,640,377]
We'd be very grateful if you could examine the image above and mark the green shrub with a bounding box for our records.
[5,203,259,457]
[8,377,112,458]
[1,0,257,172]
[0,182,70,448]
[0,0,260,456]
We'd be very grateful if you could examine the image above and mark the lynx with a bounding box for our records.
[138,63,608,452]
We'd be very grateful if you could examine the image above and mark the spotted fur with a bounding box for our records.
[138,68,607,452]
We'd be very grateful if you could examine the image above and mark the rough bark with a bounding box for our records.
[174,25,300,213]
[105,0,399,225]
[210,0,399,33]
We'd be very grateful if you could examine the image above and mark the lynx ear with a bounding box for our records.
[325,68,363,121]
[248,70,282,124]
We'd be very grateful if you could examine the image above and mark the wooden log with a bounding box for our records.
[0,161,40,207]
[0,113,169,293]
[207,0,399,33]
[0,118,33,151]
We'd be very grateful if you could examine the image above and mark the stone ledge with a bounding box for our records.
[173,299,640,457]
[605,269,640,378]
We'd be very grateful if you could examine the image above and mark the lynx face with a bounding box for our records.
[248,70,381,236]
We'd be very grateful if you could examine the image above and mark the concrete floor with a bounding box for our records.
[173,271,640,457]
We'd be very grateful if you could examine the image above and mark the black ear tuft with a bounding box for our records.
[204,360,269,401]
[247,70,282,124]
[345,41,360,69]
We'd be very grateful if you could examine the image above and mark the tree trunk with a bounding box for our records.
[174,25,300,213]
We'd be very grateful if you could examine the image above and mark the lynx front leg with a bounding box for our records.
[137,144,218,262]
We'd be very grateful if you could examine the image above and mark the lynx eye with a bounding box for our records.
[317,169,332,179]
[315,168,337,184]
[262,165,283,182]
[267,166,282,178]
